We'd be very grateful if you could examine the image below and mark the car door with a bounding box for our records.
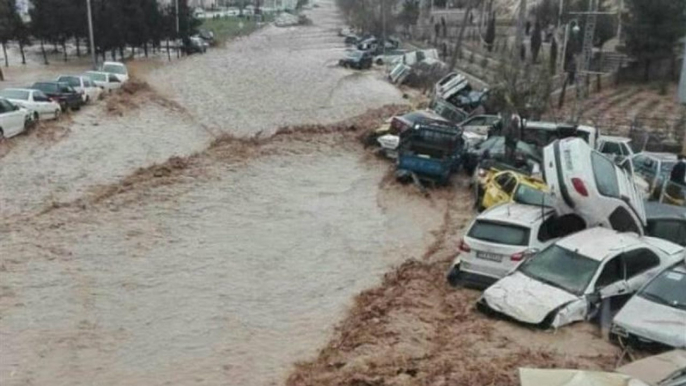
[0,99,25,137]
[483,172,516,208]
[622,248,662,293]
[594,254,630,311]
[31,91,52,117]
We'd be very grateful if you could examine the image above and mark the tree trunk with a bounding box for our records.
[0,66,4,81]
[111,49,116,61]
[19,42,26,65]
[596,74,601,92]
[643,59,651,81]
[53,42,58,53]
[166,39,171,61]
[558,73,569,108]
[62,41,68,61]
[76,37,80,56]
[449,0,476,70]
[2,43,8,67]
[144,42,149,57]
[119,46,124,60]
[40,39,49,65]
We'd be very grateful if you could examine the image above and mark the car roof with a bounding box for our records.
[600,135,631,143]
[524,121,596,133]
[646,202,686,221]
[478,203,554,227]
[556,228,643,261]
[1,88,33,93]
[638,152,678,161]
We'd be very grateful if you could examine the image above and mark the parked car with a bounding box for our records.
[543,138,646,235]
[616,350,686,386]
[645,202,686,247]
[0,97,31,139]
[521,121,599,150]
[84,71,122,92]
[56,75,102,103]
[477,227,684,328]
[198,29,215,44]
[30,82,83,112]
[463,136,542,175]
[101,61,129,83]
[632,152,678,199]
[447,203,585,288]
[396,124,464,185]
[478,169,551,211]
[339,50,373,70]
[434,72,468,98]
[611,260,686,349]
[0,88,62,121]
[598,135,634,160]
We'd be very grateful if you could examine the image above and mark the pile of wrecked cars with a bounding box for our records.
[447,136,685,351]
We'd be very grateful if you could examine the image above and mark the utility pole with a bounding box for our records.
[176,0,180,35]
[86,0,97,69]
[514,0,527,62]
[679,36,686,104]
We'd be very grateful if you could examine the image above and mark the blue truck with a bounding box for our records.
[396,124,465,186]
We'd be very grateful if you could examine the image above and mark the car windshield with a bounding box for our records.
[33,83,56,92]
[591,151,620,197]
[638,266,686,310]
[646,219,686,246]
[513,184,553,207]
[58,76,80,87]
[467,220,530,246]
[103,64,126,75]
[660,161,677,176]
[518,245,600,295]
[0,89,29,100]
[86,72,107,82]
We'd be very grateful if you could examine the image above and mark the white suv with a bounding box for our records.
[447,203,586,288]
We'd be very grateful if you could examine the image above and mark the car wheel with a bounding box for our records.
[446,265,462,287]
[33,112,39,122]
[0,128,4,140]
[85,95,90,104]
[54,109,61,119]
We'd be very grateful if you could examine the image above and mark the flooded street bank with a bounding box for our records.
[0,127,450,386]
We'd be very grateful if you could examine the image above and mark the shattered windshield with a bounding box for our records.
[519,245,600,295]
[639,266,686,310]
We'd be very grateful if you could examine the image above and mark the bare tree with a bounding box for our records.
[448,0,478,70]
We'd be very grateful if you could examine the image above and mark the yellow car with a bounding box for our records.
[478,169,550,211]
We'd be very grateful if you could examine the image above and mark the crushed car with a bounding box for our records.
[616,350,686,386]
[477,169,550,211]
[396,124,464,185]
[447,203,585,288]
[463,135,542,175]
[520,121,599,150]
[477,227,684,329]
[611,259,686,349]
[543,138,646,235]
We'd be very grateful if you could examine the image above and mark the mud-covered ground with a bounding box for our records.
[1,1,625,386]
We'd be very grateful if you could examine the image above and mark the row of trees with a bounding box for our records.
[0,0,200,69]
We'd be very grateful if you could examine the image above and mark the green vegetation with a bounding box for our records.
[201,15,273,44]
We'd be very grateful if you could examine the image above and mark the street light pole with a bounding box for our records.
[176,0,180,35]
[86,0,97,69]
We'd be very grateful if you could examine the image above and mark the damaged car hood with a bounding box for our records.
[613,296,686,348]
[482,272,580,325]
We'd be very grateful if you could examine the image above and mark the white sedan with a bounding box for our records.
[543,137,646,235]
[0,97,31,139]
[101,61,129,83]
[56,75,102,103]
[84,71,122,92]
[0,88,62,121]
[477,227,684,329]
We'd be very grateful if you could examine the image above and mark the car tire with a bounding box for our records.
[446,265,462,287]
[0,128,4,140]
[33,112,39,122]
[54,109,61,119]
